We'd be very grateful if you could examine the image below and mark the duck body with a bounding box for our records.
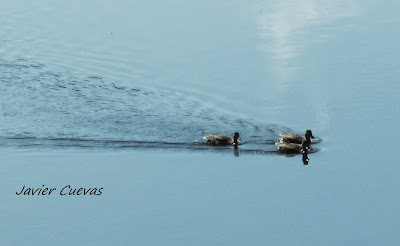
[203,132,240,146]
[203,135,234,145]
[279,133,305,144]
[279,129,315,144]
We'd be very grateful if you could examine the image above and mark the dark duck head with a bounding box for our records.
[305,129,315,142]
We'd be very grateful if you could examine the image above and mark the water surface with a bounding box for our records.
[1,0,400,245]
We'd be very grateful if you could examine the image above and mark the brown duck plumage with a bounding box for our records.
[203,132,240,146]
[279,129,315,144]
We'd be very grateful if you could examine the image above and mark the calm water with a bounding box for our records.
[1,0,399,245]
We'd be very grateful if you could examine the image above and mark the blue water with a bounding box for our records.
[1,0,400,245]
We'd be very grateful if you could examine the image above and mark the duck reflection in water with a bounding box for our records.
[302,150,309,165]
[275,139,309,154]
[275,139,311,165]
[233,145,240,157]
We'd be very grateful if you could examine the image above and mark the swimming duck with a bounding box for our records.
[203,132,240,146]
[279,129,315,144]
[275,139,309,154]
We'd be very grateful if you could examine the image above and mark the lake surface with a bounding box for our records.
[1,0,399,245]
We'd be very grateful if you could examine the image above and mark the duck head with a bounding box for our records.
[305,129,314,141]
[233,132,240,145]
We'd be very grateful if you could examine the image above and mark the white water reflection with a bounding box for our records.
[256,0,357,131]
[257,0,356,80]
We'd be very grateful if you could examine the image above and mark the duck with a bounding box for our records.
[279,129,315,144]
[275,139,309,154]
[203,132,240,146]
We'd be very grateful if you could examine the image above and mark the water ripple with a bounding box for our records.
[0,58,296,154]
